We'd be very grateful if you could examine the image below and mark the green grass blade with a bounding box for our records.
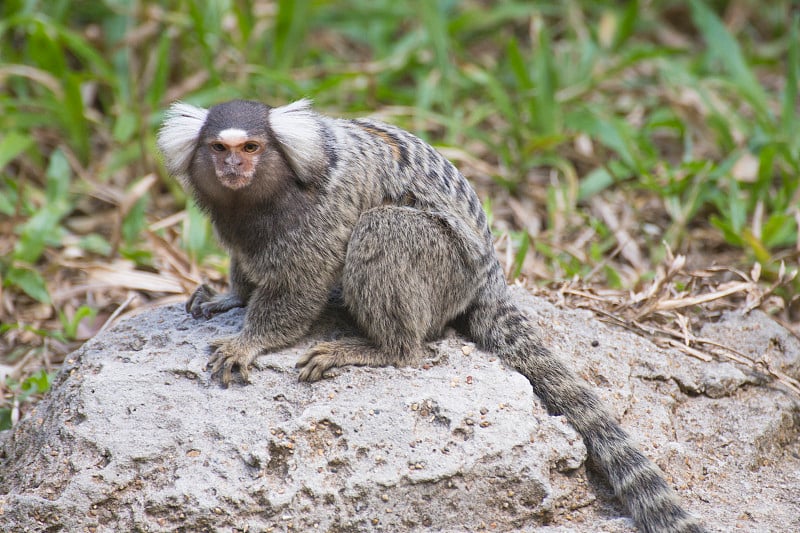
[612,0,639,51]
[420,0,455,112]
[689,0,771,120]
[0,132,33,169]
[532,19,558,136]
[506,37,532,91]
[148,33,172,108]
[781,14,799,146]
[4,266,51,304]
[274,0,312,71]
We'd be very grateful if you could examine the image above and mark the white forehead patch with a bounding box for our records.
[217,128,248,143]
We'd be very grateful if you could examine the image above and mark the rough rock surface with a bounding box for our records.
[1,287,798,532]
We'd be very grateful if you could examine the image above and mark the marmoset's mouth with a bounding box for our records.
[218,172,253,190]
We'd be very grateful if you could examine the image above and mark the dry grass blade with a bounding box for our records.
[655,281,755,311]
[85,262,184,293]
[662,338,713,362]
[144,229,200,288]
[664,336,800,397]
[0,65,64,98]
[591,197,647,272]
[97,293,137,334]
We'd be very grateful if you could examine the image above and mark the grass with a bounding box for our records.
[1,0,799,427]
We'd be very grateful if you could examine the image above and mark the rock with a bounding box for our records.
[1,287,798,532]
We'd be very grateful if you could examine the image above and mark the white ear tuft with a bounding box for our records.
[157,102,209,179]
[269,99,328,181]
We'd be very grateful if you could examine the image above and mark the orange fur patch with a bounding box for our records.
[356,124,402,162]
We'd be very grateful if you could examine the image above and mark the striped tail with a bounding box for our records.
[467,294,706,533]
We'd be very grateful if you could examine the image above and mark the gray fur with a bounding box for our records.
[158,99,706,533]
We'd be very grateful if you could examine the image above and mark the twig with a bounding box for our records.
[655,282,755,311]
[97,294,137,334]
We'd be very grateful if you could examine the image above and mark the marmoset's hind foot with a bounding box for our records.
[296,338,419,382]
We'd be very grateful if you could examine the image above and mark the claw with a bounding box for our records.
[294,352,312,368]
[296,345,335,382]
[207,335,257,385]
[221,359,233,385]
[187,284,212,318]
[187,284,242,320]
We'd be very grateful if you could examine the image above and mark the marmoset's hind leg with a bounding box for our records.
[296,205,476,382]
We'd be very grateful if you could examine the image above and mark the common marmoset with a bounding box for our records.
[157,99,705,533]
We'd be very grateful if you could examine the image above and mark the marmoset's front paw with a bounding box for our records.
[187,284,244,319]
[208,335,258,385]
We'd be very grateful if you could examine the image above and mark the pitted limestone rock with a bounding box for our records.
[1,288,798,532]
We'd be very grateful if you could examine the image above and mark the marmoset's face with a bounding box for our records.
[205,128,267,190]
